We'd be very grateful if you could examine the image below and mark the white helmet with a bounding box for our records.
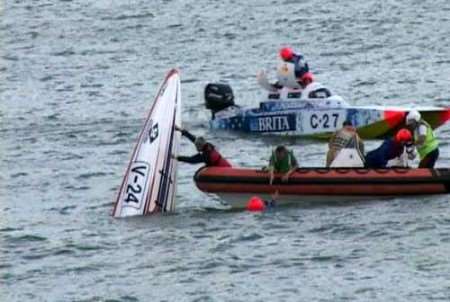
[406,110,421,125]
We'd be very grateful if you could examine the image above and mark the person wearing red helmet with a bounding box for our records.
[365,128,415,168]
[279,47,311,83]
[257,46,314,91]
[279,47,307,71]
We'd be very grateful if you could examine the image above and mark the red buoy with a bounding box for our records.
[247,196,266,211]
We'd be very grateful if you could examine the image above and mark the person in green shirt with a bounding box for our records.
[267,145,299,184]
[405,110,439,168]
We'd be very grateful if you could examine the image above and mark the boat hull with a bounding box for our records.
[210,100,450,139]
[112,69,181,218]
[194,167,450,209]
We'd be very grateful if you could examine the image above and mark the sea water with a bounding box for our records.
[1,0,450,301]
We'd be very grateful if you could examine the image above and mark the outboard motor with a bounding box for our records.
[204,83,235,118]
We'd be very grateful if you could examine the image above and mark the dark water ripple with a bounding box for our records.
[2,0,450,301]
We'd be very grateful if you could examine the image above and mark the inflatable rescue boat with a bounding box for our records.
[194,167,450,208]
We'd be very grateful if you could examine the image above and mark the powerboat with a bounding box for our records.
[204,83,450,139]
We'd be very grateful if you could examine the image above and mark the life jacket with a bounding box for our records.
[414,120,439,159]
[270,150,295,173]
[204,144,232,167]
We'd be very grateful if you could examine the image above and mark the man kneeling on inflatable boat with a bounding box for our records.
[265,145,299,184]
[174,126,232,167]
[326,120,365,167]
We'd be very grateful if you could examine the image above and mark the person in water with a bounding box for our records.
[365,128,415,168]
[405,110,439,168]
[266,145,299,184]
[174,126,231,167]
[257,47,314,91]
[326,120,365,167]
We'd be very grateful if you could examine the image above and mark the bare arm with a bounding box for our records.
[282,155,298,182]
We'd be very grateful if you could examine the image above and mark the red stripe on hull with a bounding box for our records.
[383,110,406,128]
[440,108,450,125]
[197,183,446,195]
[194,167,450,197]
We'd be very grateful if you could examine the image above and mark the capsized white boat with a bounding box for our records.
[112,69,181,218]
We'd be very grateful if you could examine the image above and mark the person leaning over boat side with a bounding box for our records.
[173,126,232,167]
[266,145,299,184]
[326,120,365,167]
[405,110,439,168]
[256,47,313,91]
[365,128,414,168]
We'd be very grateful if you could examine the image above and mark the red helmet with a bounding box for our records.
[300,72,314,84]
[395,128,412,142]
[279,47,294,61]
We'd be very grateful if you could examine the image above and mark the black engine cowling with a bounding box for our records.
[204,83,235,117]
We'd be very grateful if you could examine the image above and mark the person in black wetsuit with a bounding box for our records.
[174,126,232,167]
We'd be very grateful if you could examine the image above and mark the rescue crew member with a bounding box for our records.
[365,128,414,168]
[266,145,299,184]
[174,126,231,167]
[405,110,439,168]
[326,120,364,167]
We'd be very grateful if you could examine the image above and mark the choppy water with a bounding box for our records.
[1,0,450,301]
